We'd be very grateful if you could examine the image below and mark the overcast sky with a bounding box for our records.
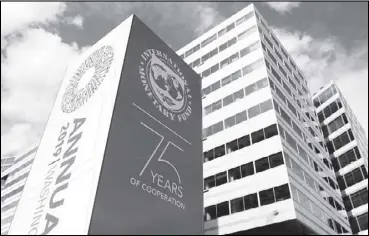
[1,2,368,157]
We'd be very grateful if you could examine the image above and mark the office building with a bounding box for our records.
[1,147,37,235]
[177,4,351,235]
[313,82,368,235]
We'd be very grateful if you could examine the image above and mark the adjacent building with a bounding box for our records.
[177,3,351,235]
[1,147,37,235]
[313,82,368,235]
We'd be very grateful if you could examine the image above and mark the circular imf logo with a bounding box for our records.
[139,49,192,122]
[61,45,114,113]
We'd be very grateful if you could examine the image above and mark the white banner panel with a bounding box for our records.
[8,15,134,235]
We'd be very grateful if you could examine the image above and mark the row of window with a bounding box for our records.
[317,98,343,123]
[267,59,323,145]
[332,146,362,172]
[201,56,266,98]
[343,188,368,211]
[189,25,258,69]
[263,42,304,99]
[204,184,291,221]
[200,40,261,79]
[290,185,348,234]
[284,151,343,211]
[313,85,338,108]
[326,129,355,154]
[260,30,322,136]
[203,124,278,163]
[180,11,254,59]
[322,113,348,138]
[203,97,272,139]
[259,13,307,85]
[203,73,266,116]
[274,98,333,173]
[279,123,339,196]
[350,212,368,234]
[204,151,284,191]
[257,20,310,99]
[337,165,368,191]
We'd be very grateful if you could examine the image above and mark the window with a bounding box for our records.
[264,124,278,139]
[236,16,246,26]
[201,34,217,48]
[238,135,250,149]
[218,28,227,37]
[209,48,218,58]
[226,23,235,32]
[260,99,273,113]
[212,121,224,134]
[305,173,316,191]
[241,162,254,177]
[335,221,343,234]
[285,132,297,152]
[211,81,221,92]
[357,213,368,231]
[280,108,291,126]
[235,111,247,124]
[232,70,242,81]
[269,152,284,168]
[229,53,239,63]
[204,150,214,162]
[228,37,237,47]
[259,188,275,206]
[230,197,244,214]
[226,139,239,154]
[192,58,200,68]
[223,94,234,107]
[219,42,227,52]
[202,68,211,78]
[338,147,361,169]
[245,82,260,95]
[211,64,219,74]
[217,201,230,218]
[344,167,365,188]
[212,100,222,113]
[256,157,270,173]
[204,205,216,221]
[222,75,232,86]
[274,184,291,202]
[248,104,261,119]
[228,167,241,182]
[251,129,265,144]
[333,130,353,151]
[351,188,368,208]
[327,115,348,134]
[220,58,230,68]
[233,89,244,102]
[204,176,215,190]
[244,193,258,210]
[225,116,236,129]
[215,172,227,186]
[214,145,225,158]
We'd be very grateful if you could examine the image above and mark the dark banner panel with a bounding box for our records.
[88,16,203,235]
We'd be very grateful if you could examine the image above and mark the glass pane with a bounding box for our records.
[259,188,275,206]
[235,111,247,124]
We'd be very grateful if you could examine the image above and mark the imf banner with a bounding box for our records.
[8,15,203,235]
[88,16,203,234]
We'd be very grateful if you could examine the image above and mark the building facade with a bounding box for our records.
[177,4,351,235]
[313,82,368,235]
[1,147,37,235]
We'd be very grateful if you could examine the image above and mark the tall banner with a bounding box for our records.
[8,15,203,235]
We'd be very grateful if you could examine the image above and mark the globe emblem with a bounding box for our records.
[147,54,187,113]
